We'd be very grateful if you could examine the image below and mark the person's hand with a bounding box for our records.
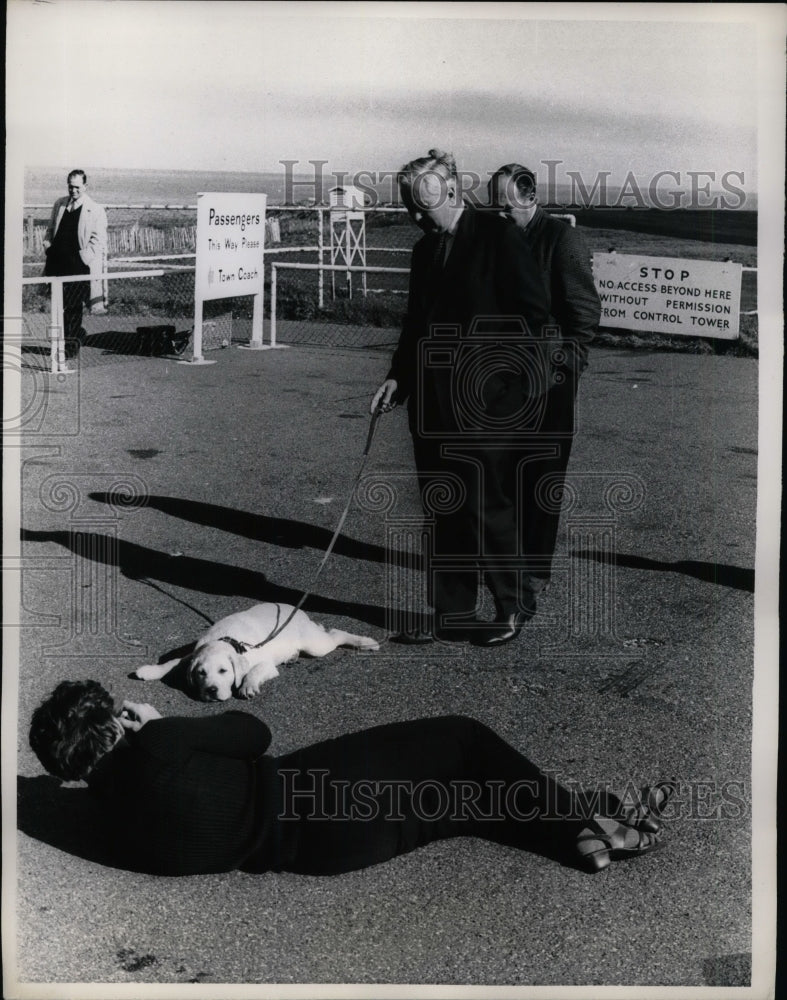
[118,700,162,732]
[42,239,51,252]
[371,379,399,414]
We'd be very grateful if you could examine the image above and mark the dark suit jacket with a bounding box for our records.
[518,207,600,373]
[387,206,552,435]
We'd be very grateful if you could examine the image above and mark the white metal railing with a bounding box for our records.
[22,268,194,374]
[110,254,195,263]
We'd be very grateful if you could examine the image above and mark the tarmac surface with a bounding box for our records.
[9,328,760,991]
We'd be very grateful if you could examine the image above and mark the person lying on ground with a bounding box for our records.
[29,679,674,877]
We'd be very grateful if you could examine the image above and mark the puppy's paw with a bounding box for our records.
[133,664,162,681]
[238,676,262,699]
[357,637,381,651]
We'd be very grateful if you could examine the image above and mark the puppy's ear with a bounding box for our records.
[182,654,198,694]
[230,652,245,692]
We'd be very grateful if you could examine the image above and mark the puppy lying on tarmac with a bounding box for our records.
[133,603,379,701]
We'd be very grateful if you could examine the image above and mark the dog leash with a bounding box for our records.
[134,575,216,626]
[218,406,385,655]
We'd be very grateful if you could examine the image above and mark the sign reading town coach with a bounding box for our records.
[193,192,267,357]
[592,252,742,339]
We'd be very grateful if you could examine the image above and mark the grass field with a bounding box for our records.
[564,207,756,248]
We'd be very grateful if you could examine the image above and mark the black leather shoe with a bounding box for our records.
[473,606,536,647]
[392,619,478,644]
[64,339,81,360]
[64,327,86,360]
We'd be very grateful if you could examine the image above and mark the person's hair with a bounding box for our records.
[29,680,118,781]
[67,169,87,185]
[399,148,457,189]
[489,163,537,200]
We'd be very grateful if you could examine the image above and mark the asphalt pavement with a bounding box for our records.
[9,333,760,991]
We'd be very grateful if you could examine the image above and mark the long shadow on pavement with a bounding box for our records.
[18,775,117,870]
[89,492,414,568]
[573,549,754,593]
[18,775,160,874]
[21,528,389,629]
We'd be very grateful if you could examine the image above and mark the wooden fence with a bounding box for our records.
[24,224,197,259]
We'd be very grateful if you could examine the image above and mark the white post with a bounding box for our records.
[246,227,265,348]
[270,264,277,348]
[361,216,367,297]
[330,213,337,300]
[346,221,353,300]
[317,207,325,310]
[182,278,216,365]
[250,291,263,347]
[48,278,69,375]
[192,296,204,361]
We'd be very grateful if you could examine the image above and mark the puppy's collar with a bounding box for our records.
[217,636,251,655]
[216,605,283,657]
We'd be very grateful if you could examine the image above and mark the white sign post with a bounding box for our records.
[184,192,267,364]
[592,252,742,339]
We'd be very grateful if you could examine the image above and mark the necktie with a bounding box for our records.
[429,232,447,300]
[432,231,447,269]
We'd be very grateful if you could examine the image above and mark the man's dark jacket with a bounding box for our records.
[517,206,600,374]
[386,206,558,437]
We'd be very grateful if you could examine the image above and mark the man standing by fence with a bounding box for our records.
[43,169,108,358]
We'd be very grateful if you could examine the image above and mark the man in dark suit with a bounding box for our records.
[488,163,599,374]
[486,165,600,628]
[373,150,571,646]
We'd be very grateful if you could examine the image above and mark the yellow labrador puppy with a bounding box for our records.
[134,602,379,701]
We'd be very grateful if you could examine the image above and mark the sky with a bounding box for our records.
[3,1,780,196]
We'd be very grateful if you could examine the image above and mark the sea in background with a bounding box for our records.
[25,166,293,207]
[24,165,757,212]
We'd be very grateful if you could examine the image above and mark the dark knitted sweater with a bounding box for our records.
[88,713,279,875]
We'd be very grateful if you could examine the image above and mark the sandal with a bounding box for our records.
[576,816,663,873]
[621,781,677,833]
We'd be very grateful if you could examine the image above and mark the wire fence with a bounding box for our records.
[20,204,758,364]
[20,206,421,361]
[270,261,409,350]
[19,269,240,374]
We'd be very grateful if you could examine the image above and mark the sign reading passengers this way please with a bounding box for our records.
[592,252,742,339]
[196,192,267,300]
[192,192,267,357]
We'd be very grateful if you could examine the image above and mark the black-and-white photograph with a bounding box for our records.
[3,2,784,996]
